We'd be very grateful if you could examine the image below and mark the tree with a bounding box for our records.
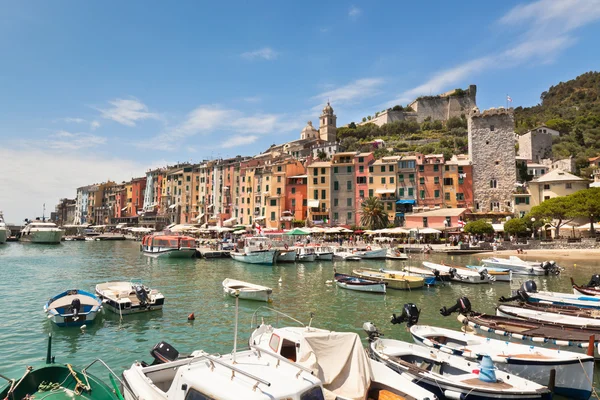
[340,137,359,151]
[528,196,576,237]
[463,220,494,235]
[317,150,328,161]
[360,197,389,230]
[348,122,357,129]
[568,188,600,234]
[503,218,528,237]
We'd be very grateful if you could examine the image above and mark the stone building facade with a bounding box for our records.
[518,130,553,162]
[408,85,477,123]
[468,107,516,213]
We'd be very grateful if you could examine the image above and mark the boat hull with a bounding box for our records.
[422,261,491,284]
[496,304,600,328]
[222,279,272,302]
[20,230,63,244]
[353,269,424,290]
[0,228,7,244]
[44,290,102,327]
[315,252,333,260]
[276,250,297,262]
[231,250,277,265]
[142,248,196,258]
[297,254,316,262]
[465,265,512,282]
[95,282,165,315]
[335,280,386,293]
[482,258,545,276]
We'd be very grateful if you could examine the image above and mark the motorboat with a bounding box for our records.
[222,278,273,302]
[464,265,512,282]
[350,246,387,259]
[422,261,492,284]
[440,297,600,358]
[386,248,408,260]
[409,324,593,399]
[500,280,600,309]
[334,272,387,294]
[403,265,451,282]
[332,248,362,261]
[353,268,425,290]
[481,256,561,276]
[20,220,64,244]
[230,237,278,265]
[0,211,10,244]
[296,247,316,262]
[363,321,552,400]
[571,275,600,296]
[249,313,436,400]
[44,289,102,327]
[379,268,436,286]
[313,246,333,260]
[497,300,600,319]
[276,246,297,262]
[141,235,196,258]
[497,303,600,328]
[95,281,164,315]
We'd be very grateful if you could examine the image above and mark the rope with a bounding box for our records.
[5,366,32,400]
[578,358,599,399]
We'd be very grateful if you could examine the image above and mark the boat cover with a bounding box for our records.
[297,331,370,400]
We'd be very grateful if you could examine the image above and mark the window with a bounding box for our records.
[434,190,440,198]
[359,165,364,173]
[321,190,326,199]
[434,177,439,184]
[356,176,366,184]
[185,388,216,400]
[276,188,281,195]
[490,125,495,131]
[277,176,281,183]
[333,212,338,220]
[420,190,425,199]
[408,188,414,196]
[347,166,352,173]
[369,189,374,197]
[313,178,318,185]
[270,199,276,206]
[369,166,373,173]
[444,192,450,201]
[333,167,338,173]
[419,177,425,185]
[291,187,296,194]
[418,165,424,172]
[334,181,339,190]
[359,190,364,198]
[387,203,392,210]
[313,168,318,176]
[347,181,352,190]
[303,199,307,206]
[490,179,498,188]
[445,165,449,171]
[399,174,404,181]
[456,193,465,201]
[314,190,318,199]
[270,212,276,221]
[458,177,464,185]
[445,217,451,227]
[409,174,415,181]
[358,157,364,163]
[543,184,550,190]
[334,199,338,206]
[369,177,373,184]
[265,185,269,192]
[277,166,282,172]
[321,168,325,174]
[381,166,386,172]
[433,165,439,172]
[566,183,572,189]
[291,199,296,208]
[443,178,453,185]
[321,177,325,184]
[544,195,550,200]
[399,188,405,197]
[423,217,428,227]
[347,212,353,221]
[381,177,386,184]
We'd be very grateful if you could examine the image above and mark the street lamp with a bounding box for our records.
[531,217,536,240]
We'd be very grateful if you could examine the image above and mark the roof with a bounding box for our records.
[526,163,546,168]
[407,208,468,217]
[533,169,587,183]
[309,162,331,167]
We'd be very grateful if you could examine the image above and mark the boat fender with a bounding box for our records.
[284,244,289,250]
[366,246,371,251]
[187,313,195,321]
[443,390,465,400]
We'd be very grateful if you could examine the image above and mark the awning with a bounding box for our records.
[308,200,319,208]
[193,213,205,221]
[396,199,416,205]
[254,216,266,221]
[223,217,238,227]
[492,224,504,232]
[207,204,214,208]
[375,189,396,194]
[116,223,127,229]
[168,204,177,209]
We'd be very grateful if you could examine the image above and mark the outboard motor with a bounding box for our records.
[149,341,180,365]
[499,280,536,303]
[363,322,382,342]
[477,267,495,282]
[135,284,149,306]
[588,274,600,288]
[448,268,458,278]
[70,298,81,319]
[391,303,420,327]
[521,280,537,293]
[440,297,471,316]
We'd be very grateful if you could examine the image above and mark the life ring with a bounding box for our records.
[284,244,289,250]
[366,246,372,251]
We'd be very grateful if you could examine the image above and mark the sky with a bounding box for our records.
[1,0,600,223]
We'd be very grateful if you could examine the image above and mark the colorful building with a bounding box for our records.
[443,155,473,209]
[331,152,357,225]
[416,154,444,208]
[368,156,400,223]
[354,152,375,225]
[307,161,332,224]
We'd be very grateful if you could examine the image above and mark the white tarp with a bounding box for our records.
[297,331,371,400]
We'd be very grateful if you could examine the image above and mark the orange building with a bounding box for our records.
[443,155,473,209]
[416,154,444,208]
[285,174,307,228]
[129,177,146,217]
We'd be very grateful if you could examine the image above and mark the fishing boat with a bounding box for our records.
[409,324,594,399]
[249,314,436,400]
[379,269,436,286]
[497,303,600,328]
[222,278,273,302]
[353,268,425,290]
[404,265,451,282]
[500,280,600,309]
[230,237,278,265]
[440,297,600,358]
[44,289,102,327]
[140,235,196,258]
[0,211,10,244]
[0,334,123,400]
[386,248,408,260]
[334,272,387,293]
[275,247,297,262]
[497,300,600,319]
[350,245,388,259]
[95,281,164,315]
[332,248,362,261]
[481,256,561,275]
[422,261,492,284]
[20,220,64,244]
[363,322,552,400]
[313,246,333,260]
[571,275,600,296]
[464,265,512,282]
[296,247,316,262]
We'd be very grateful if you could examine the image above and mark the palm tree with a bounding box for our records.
[360,197,389,230]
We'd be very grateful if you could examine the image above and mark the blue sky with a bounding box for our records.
[1,0,600,222]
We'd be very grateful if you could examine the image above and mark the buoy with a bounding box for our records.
[574,264,577,268]
[188,313,195,321]
[325,280,333,284]
[278,277,283,283]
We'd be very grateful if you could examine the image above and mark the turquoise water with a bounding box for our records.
[0,241,599,396]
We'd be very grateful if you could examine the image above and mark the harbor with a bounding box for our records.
[1,240,600,398]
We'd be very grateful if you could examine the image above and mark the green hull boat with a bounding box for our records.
[1,334,124,400]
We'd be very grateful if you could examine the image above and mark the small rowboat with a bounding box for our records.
[497,304,600,328]
[404,265,452,282]
[222,278,273,302]
[508,300,600,319]
[380,269,437,286]
[572,276,600,296]
[44,289,102,327]
[334,273,386,293]
[465,265,512,282]
[353,268,425,290]
[503,280,600,309]
[422,261,492,284]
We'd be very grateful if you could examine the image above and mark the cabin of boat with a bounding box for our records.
[141,235,196,258]
[231,237,278,265]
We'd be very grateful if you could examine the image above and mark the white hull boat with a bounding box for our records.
[334,273,387,293]
[410,324,594,399]
[422,261,492,284]
[20,221,64,244]
[497,304,600,328]
[352,246,388,259]
[0,211,9,244]
[276,249,297,262]
[506,280,600,310]
[231,250,277,265]
[481,256,549,276]
[296,247,316,262]
[386,248,408,260]
[333,251,362,261]
[314,246,333,260]
[141,235,196,258]
[465,265,512,282]
[44,289,102,327]
[222,278,272,302]
[95,281,164,315]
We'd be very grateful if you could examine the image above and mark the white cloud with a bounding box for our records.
[241,47,279,61]
[90,120,101,130]
[97,97,159,127]
[348,6,361,19]
[313,78,385,107]
[0,149,145,223]
[43,130,107,151]
[240,96,262,103]
[221,135,259,148]
[59,117,86,124]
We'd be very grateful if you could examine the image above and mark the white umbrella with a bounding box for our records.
[389,227,410,234]
[575,223,596,231]
[419,228,441,234]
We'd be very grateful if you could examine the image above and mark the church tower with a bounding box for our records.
[319,102,337,142]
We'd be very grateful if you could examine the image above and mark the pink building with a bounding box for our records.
[354,152,374,225]
[403,208,468,230]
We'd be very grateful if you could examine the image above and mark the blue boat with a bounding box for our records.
[44,289,102,327]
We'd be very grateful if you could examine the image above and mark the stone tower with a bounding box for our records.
[468,107,516,213]
[319,102,337,142]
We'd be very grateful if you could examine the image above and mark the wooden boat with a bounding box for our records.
[422,261,492,284]
[501,280,600,309]
[353,268,425,290]
[222,278,273,302]
[404,265,451,282]
[507,300,600,319]
[334,273,386,293]
[230,237,278,265]
[497,303,600,328]
[95,281,164,315]
[363,325,552,400]
[386,248,408,260]
[465,265,512,282]
[409,324,594,399]
[141,235,196,258]
[571,275,600,296]
[380,269,436,286]
[1,334,123,400]
[249,320,436,400]
[44,289,102,327]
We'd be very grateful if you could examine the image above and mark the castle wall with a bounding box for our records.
[409,85,477,123]
[468,108,516,213]
[358,110,417,127]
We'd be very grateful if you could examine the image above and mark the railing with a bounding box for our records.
[251,306,306,328]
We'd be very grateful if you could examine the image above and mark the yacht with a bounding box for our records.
[231,236,278,265]
[0,211,10,244]
[19,220,63,244]
[313,246,333,260]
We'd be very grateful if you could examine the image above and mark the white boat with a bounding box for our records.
[249,316,436,400]
[222,278,273,302]
[334,273,387,294]
[404,265,452,282]
[141,234,196,258]
[19,220,63,244]
[386,248,408,260]
[276,248,297,262]
[464,264,512,282]
[296,247,316,262]
[497,303,600,328]
[505,280,600,309]
[332,247,362,261]
[422,261,492,284]
[351,246,388,259]
[313,246,333,260]
[409,324,593,399]
[0,211,10,244]
[364,324,552,400]
[95,281,165,315]
[44,289,102,327]
[481,256,553,276]
[230,237,278,265]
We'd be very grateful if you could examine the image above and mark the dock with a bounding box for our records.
[196,248,231,258]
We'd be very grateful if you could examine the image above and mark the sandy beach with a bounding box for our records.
[477,248,600,262]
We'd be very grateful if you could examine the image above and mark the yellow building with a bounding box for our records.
[367,156,400,223]
[307,161,332,224]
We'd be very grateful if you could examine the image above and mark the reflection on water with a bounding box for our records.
[0,241,598,397]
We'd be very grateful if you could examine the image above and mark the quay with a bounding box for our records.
[196,247,231,258]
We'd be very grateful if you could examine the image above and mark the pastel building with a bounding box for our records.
[416,154,444,208]
[331,152,358,225]
[307,161,332,224]
[354,152,375,225]
[285,174,308,227]
[443,155,473,209]
[368,156,400,223]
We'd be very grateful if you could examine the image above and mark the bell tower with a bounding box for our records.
[319,102,337,142]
